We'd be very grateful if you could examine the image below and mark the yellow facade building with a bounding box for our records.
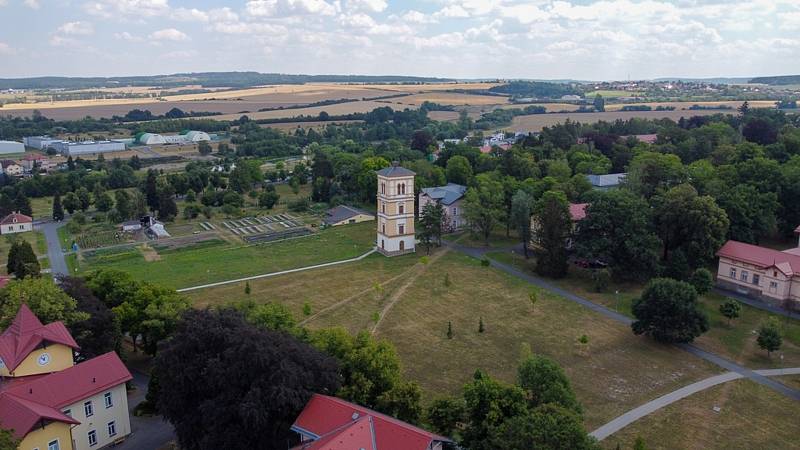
[376,164,416,256]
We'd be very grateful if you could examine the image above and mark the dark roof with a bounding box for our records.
[0,352,131,439]
[323,205,373,225]
[0,304,79,373]
[291,394,451,450]
[376,166,415,177]
[420,183,466,205]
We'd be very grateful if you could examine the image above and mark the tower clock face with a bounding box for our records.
[37,352,51,366]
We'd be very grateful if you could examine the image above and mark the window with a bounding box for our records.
[381,202,385,213]
[63,409,72,417]
[752,274,760,286]
[729,268,736,278]
[453,207,458,216]
[774,271,778,277]
[399,224,405,234]
[88,430,97,447]
[107,421,117,437]
[104,392,113,408]
[84,401,94,417]
[769,281,778,293]
[399,204,404,214]
[380,183,385,194]
[48,441,59,450]
[741,270,748,282]
[381,223,385,234]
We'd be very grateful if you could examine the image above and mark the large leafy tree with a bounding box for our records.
[713,184,778,244]
[418,201,445,253]
[6,239,40,279]
[533,190,571,278]
[463,175,504,245]
[575,190,660,281]
[446,155,473,185]
[625,151,687,198]
[510,189,534,258]
[113,282,189,355]
[653,184,729,278]
[517,355,582,415]
[461,370,528,450]
[632,278,709,343]
[154,309,340,450]
[59,276,122,362]
[0,278,88,328]
[488,404,599,450]
[52,194,64,221]
[0,428,19,450]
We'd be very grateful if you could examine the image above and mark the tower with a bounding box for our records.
[376,164,416,256]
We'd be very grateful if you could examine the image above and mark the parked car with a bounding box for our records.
[574,259,608,269]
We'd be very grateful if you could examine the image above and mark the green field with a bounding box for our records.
[486,250,800,370]
[185,248,720,430]
[76,221,375,288]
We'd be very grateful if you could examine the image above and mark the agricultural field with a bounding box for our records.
[258,120,364,131]
[183,248,721,431]
[602,379,799,450]
[396,92,507,106]
[75,221,375,289]
[210,100,414,121]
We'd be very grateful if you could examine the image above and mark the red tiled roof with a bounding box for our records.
[23,154,47,161]
[2,352,132,409]
[569,203,588,221]
[0,304,79,373]
[0,212,33,225]
[0,392,79,439]
[291,394,451,450]
[716,240,800,276]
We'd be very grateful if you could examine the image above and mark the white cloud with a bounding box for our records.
[345,0,387,13]
[401,10,437,24]
[246,0,337,17]
[0,42,14,55]
[114,31,143,42]
[149,28,189,41]
[435,5,470,18]
[778,11,800,30]
[172,7,209,22]
[0,0,6,6]
[161,50,198,58]
[57,21,95,36]
[83,0,169,18]
[23,0,39,9]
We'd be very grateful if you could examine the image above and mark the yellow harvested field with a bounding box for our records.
[258,120,364,131]
[211,100,416,121]
[397,92,508,106]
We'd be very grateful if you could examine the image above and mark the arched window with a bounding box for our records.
[399,203,404,214]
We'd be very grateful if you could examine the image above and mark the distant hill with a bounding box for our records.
[0,72,455,90]
[748,75,800,85]
[652,77,753,84]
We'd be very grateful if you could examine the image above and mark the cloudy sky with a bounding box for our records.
[0,0,798,80]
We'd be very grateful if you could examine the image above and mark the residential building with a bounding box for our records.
[21,153,57,172]
[715,232,800,308]
[0,141,24,154]
[0,305,133,450]
[419,183,467,232]
[587,173,626,190]
[1,160,23,177]
[0,211,33,235]
[323,205,375,227]
[376,164,415,256]
[290,394,452,450]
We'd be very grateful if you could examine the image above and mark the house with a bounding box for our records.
[0,212,33,235]
[621,134,658,144]
[569,203,588,222]
[587,173,626,190]
[716,233,800,309]
[323,205,375,226]
[20,153,57,172]
[0,305,133,450]
[140,216,170,239]
[376,164,416,256]
[290,394,452,450]
[419,183,467,232]
[1,160,23,177]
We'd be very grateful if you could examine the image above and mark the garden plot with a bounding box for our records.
[220,214,309,242]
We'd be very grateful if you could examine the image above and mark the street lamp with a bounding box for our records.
[615,290,620,312]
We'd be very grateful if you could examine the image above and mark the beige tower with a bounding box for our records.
[376,164,416,256]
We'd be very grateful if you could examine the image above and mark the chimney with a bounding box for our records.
[391,160,399,167]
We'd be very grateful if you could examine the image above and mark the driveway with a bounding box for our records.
[116,370,176,450]
[38,220,69,276]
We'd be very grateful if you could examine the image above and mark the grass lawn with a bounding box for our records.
[485,250,800,370]
[185,249,719,430]
[601,378,800,450]
[444,228,521,249]
[30,196,53,221]
[77,221,376,288]
[0,231,47,267]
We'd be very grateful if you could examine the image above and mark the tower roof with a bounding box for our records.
[0,304,79,373]
[376,166,415,178]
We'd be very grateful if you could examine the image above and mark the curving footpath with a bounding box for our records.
[591,367,800,441]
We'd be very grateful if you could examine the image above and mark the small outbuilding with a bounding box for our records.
[323,205,375,226]
[0,211,33,235]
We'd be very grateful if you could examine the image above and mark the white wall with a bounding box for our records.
[1,222,32,234]
[377,233,415,253]
[65,384,131,450]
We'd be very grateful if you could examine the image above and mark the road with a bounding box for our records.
[38,220,69,276]
[447,242,800,402]
[116,370,176,450]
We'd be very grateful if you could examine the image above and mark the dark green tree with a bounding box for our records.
[418,201,444,253]
[62,191,80,214]
[593,94,605,112]
[13,191,32,217]
[719,299,741,325]
[95,191,114,213]
[446,155,473,185]
[76,187,91,211]
[463,175,504,246]
[689,268,714,295]
[517,355,582,415]
[6,240,40,279]
[145,169,159,212]
[533,190,571,278]
[757,318,782,357]
[52,194,64,221]
[632,278,709,343]
[510,189,534,258]
[488,404,599,450]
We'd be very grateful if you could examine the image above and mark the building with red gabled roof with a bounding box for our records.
[716,236,800,308]
[20,153,57,172]
[0,305,133,450]
[0,211,33,235]
[291,394,452,450]
[569,203,588,222]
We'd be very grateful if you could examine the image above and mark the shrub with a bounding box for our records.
[592,269,611,293]
[481,257,491,267]
[689,268,714,295]
[288,197,310,212]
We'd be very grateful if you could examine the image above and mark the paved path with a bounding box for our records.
[176,248,377,292]
[591,367,800,440]
[115,370,175,450]
[39,220,69,276]
[713,287,798,319]
[447,243,800,402]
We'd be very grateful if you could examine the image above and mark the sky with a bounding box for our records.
[0,0,799,80]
